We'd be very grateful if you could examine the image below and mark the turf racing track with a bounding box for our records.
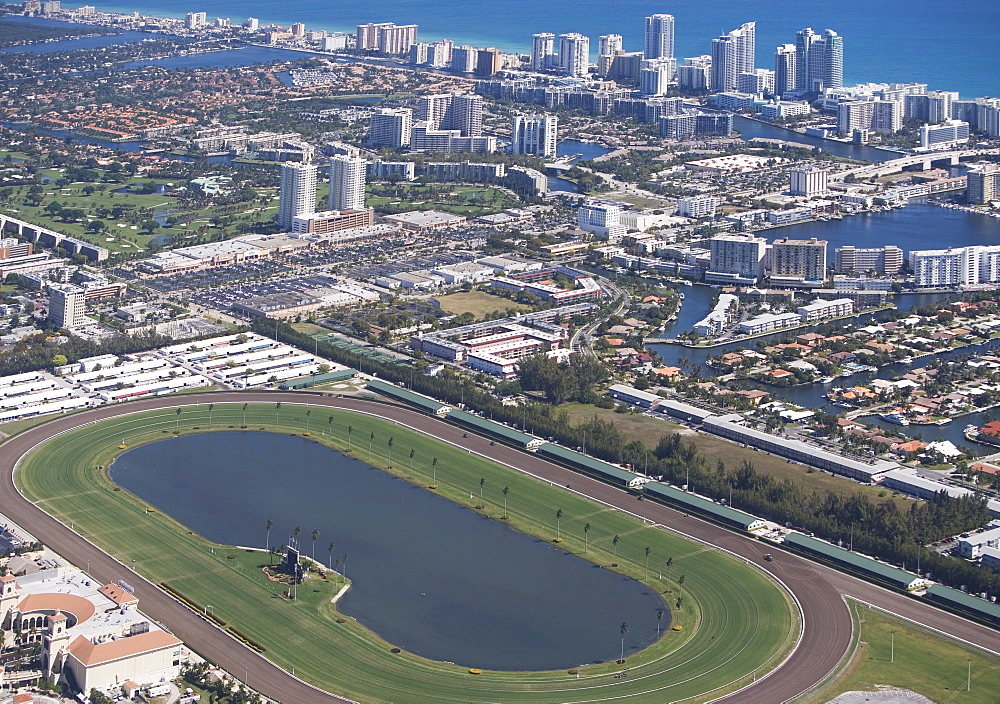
[2,392,999,703]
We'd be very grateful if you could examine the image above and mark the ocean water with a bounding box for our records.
[68,0,998,98]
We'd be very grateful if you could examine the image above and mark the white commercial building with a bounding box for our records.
[327,155,366,211]
[958,526,1000,559]
[48,283,86,328]
[577,200,627,241]
[789,166,829,197]
[511,114,558,157]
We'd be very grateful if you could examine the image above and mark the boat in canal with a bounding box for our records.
[880,411,910,426]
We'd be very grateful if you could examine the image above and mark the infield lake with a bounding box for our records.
[109,431,667,671]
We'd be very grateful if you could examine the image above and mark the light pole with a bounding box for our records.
[968,658,971,692]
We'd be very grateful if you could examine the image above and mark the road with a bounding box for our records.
[2,391,999,704]
[570,278,629,357]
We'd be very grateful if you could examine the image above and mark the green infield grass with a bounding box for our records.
[14,402,798,704]
[800,600,1000,703]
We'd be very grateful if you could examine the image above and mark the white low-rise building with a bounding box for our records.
[797,298,854,321]
[739,312,801,335]
[958,526,1000,559]
[693,294,738,337]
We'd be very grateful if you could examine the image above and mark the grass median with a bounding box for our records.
[14,402,798,704]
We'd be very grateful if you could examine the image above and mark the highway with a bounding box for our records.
[2,391,999,704]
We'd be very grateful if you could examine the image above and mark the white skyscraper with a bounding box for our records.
[531,33,555,70]
[558,33,590,77]
[511,115,558,157]
[639,58,675,96]
[706,235,767,285]
[795,27,842,92]
[418,94,482,136]
[644,14,675,60]
[278,162,317,231]
[599,34,622,58]
[711,22,755,93]
[328,156,366,212]
[369,108,413,148]
[774,44,797,96]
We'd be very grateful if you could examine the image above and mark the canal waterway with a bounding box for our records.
[109,431,666,670]
[648,279,1000,454]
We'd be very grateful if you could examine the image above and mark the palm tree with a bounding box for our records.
[311,529,319,560]
[478,477,485,508]
[644,546,651,579]
[676,596,683,610]
[347,425,353,450]
[678,575,685,587]
[293,526,302,549]
[175,407,181,431]
[387,436,394,468]
[619,622,629,663]
[327,541,335,569]
[369,431,375,460]
[584,523,591,553]
[242,402,248,428]
[665,556,673,581]
[342,554,348,580]
[306,408,311,433]
[265,519,273,551]
[555,509,563,542]
[409,448,415,473]
[327,416,333,436]
[656,609,665,638]
[275,402,281,425]
[502,485,509,519]
[208,403,214,428]
[612,534,620,566]
[430,457,438,488]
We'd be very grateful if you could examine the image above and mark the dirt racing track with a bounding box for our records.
[1,392,999,704]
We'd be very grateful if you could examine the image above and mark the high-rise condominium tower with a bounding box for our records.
[328,156,366,212]
[558,33,590,77]
[531,32,555,70]
[644,14,674,60]
[511,115,558,157]
[774,43,797,97]
[278,162,317,231]
[711,22,755,92]
[795,27,842,92]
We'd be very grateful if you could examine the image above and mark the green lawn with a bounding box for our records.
[801,600,1000,703]
[4,174,274,254]
[13,402,797,704]
[435,290,530,318]
[559,402,905,505]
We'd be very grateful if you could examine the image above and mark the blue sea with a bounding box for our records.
[58,0,999,98]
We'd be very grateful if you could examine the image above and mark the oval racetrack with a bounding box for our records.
[2,392,999,703]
